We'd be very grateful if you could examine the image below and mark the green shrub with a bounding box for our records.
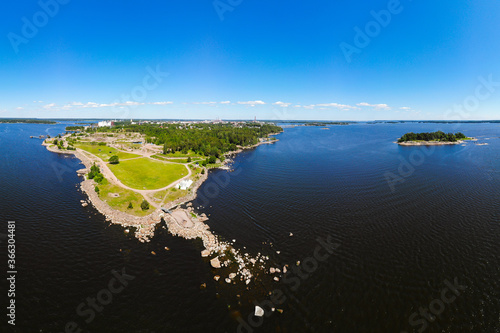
[140,199,150,211]
[127,202,133,209]
[93,173,104,184]
[88,163,100,179]
[109,155,119,164]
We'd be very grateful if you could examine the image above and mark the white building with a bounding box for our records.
[97,120,113,127]
[176,179,193,190]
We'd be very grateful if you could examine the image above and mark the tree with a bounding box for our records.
[128,202,133,209]
[201,168,205,174]
[141,199,150,211]
[398,131,465,143]
[207,156,217,164]
[187,157,192,163]
[95,186,100,194]
[93,173,104,184]
[109,155,119,164]
[88,163,100,179]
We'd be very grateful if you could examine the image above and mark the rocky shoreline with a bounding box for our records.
[42,135,288,286]
[397,140,465,146]
[42,137,272,250]
[43,141,217,246]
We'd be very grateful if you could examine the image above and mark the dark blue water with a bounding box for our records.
[1,122,499,332]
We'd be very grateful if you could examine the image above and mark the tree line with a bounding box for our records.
[87,123,283,158]
[0,119,56,124]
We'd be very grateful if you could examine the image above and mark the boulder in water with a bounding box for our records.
[254,306,264,317]
[210,257,221,268]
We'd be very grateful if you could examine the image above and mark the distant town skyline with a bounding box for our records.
[2,1,500,120]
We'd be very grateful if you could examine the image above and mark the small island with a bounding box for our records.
[397,131,472,145]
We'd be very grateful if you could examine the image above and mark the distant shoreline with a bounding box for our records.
[0,119,57,124]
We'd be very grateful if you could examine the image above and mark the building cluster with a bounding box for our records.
[97,120,114,127]
[81,118,266,130]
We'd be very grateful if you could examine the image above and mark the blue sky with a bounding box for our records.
[1,0,499,120]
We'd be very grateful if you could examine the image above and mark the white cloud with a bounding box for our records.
[124,101,142,106]
[315,103,359,110]
[220,101,231,104]
[192,101,217,105]
[357,102,391,110]
[57,100,150,110]
[149,101,173,105]
[82,102,99,108]
[273,101,292,107]
[400,106,411,110]
[16,107,23,110]
[237,100,266,106]
[297,103,359,110]
[43,103,56,109]
[102,101,143,107]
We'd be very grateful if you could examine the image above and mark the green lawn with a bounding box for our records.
[108,158,188,190]
[96,179,154,216]
[152,187,189,203]
[76,144,140,160]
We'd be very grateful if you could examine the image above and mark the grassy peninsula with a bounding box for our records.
[46,120,282,217]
